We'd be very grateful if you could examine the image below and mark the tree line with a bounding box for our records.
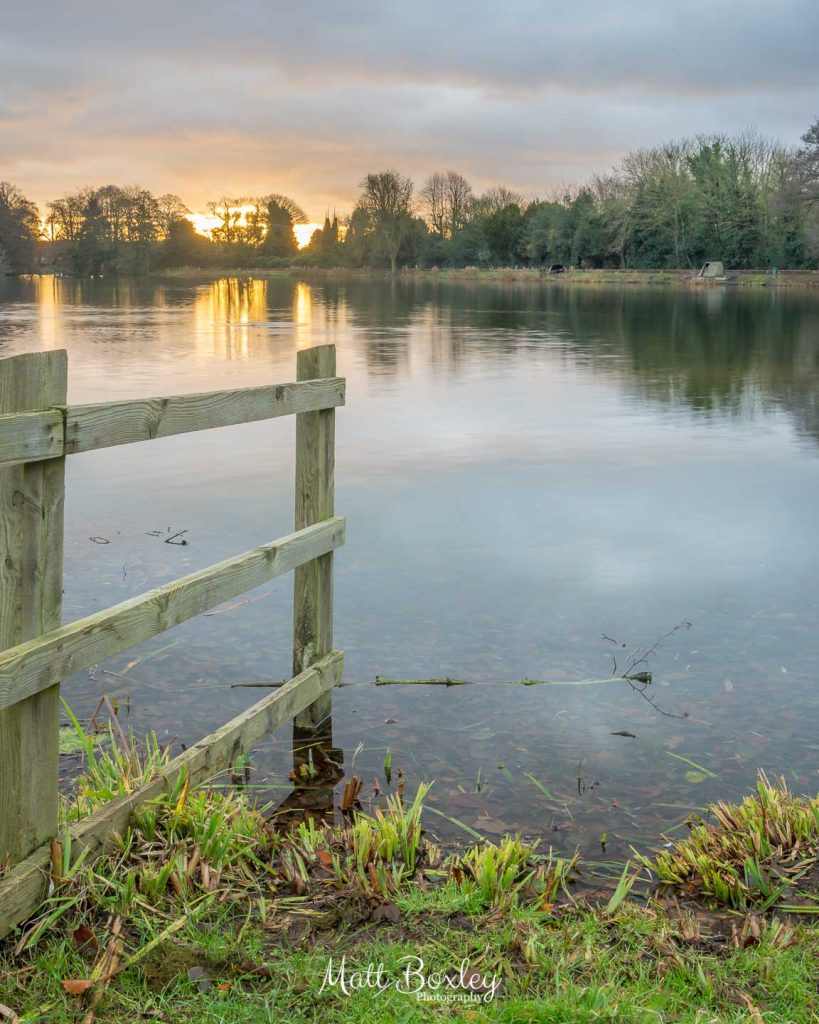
[0,122,817,275]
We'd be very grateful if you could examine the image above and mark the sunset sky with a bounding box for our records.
[1,0,817,223]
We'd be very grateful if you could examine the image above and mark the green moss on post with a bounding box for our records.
[0,350,66,867]
[292,345,336,731]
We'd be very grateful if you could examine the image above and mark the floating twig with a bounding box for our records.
[230,681,286,689]
[373,623,692,718]
[374,675,646,687]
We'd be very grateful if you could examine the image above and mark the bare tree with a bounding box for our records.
[358,170,414,272]
[96,185,127,242]
[46,190,88,241]
[444,171,474,236]
[789,120,819,212]
[421,170,473,237]
[421,172,447,235]
[120,186,160,243]
[475,184,525,216]
[156,194,190,239]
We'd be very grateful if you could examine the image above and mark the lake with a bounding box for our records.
[1,273,818,868]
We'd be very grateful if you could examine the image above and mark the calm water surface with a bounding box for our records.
[1,274,818,866]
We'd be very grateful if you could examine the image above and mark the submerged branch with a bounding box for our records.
[374,674,649,688]
[374,664,687,720]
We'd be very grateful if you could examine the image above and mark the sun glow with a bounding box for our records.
[186,210,320,249]
[186,210,228,237]
[294,223,322,248]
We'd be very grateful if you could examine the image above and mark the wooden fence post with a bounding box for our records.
[292,345,336,732]
[0,350,66,867]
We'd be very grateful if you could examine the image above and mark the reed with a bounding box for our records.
[644,772,819,908]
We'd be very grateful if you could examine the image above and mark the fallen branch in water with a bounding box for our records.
[375,663,687,720]
[230,681,287,689]
[373,625,692,718]
[374,675,644,687]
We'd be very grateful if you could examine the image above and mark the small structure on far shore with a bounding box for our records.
[698,261,725,279]
[548,263,567,276]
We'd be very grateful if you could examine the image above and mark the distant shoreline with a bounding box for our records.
[17,266,819,290]
[154,266,819,289]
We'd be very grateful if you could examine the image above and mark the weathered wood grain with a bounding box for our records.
[65,377,345,454]
[0,516,345,711]
[0,351,66,866]
[0,377,346,463]
[293,346,336,729]
[0,650,343,940]
[0,409,64,467]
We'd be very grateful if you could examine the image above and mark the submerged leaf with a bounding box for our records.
[667,751,717,778]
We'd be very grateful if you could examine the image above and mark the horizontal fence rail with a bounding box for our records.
[0,375,346,466]
[0,650,344,940]
[0,516,346,711]
[0,344,345,938]
[65,377,346,454]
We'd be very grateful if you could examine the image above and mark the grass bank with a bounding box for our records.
[397,267,819,289]
[152,266,819,290]
[1,721,818,1023]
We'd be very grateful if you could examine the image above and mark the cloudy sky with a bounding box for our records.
[0,0,816,220]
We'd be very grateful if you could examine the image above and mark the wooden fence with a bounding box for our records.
[0,343,345,938]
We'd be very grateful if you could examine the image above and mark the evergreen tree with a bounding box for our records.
[263,198,299,257]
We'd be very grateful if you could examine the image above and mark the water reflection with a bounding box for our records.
[192,278,268,361]
[1,274,818,862]
[3,274,817,440]
[33,274,63,350]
